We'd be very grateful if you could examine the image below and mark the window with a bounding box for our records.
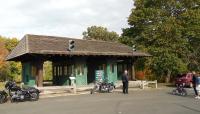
[64,66,68,75]
[57,66,60,76]
[60,66,63,76]
[68,65,72,76]
[110,64,115,73]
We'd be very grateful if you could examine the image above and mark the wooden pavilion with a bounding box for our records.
[6,34,150,87]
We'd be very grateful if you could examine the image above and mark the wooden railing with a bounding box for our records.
[141,80,157,89]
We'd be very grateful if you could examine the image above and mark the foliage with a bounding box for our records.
[134,58,146,71]
[43,61,52,80]
[83,26,119,41]
[8,61,22,82]
[0,41,9,81]
[0,36,20,81]
[5,38,19,52]
[181,2,200,71]
[121,0,200,81]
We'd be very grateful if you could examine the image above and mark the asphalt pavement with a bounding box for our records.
[0,87,200,114]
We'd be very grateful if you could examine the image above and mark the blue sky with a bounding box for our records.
[0,0,133,39]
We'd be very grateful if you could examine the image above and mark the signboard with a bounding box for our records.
[95,70,104,82]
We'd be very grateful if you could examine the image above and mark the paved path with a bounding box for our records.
[0,88,200,114]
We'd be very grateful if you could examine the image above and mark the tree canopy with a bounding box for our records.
[83,26,119,41]
[0,36,21,81]
[0,41,9,81]
[121,0,200,81]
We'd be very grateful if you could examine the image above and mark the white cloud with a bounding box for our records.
[0,0,133,39]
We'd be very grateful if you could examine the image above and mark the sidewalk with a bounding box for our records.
[40,83,169,98]
[39,85,93,98]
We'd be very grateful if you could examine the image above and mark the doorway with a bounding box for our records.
[87,57,106,84]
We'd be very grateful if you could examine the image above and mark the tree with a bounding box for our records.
[0,41,9,81]
[4,37,21,81]
[0,36,20,81]
[83,26,119,41]
[43,61,52,81]
[181,2,200,71]
[121,0,200,82]
[5,38,19,52]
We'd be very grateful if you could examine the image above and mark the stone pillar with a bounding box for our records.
[37,61,44,87]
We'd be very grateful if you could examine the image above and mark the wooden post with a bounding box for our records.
[155,80,157,88]
[37,61,44,87]
[132,63,135,80]
[21,62,25,83]
[142,81,144,89]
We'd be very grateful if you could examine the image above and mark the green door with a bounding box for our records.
[107,60,117,83]
[75,61,87,86]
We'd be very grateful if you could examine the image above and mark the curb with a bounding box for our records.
[39,87,165,98]
[40,91,90,98]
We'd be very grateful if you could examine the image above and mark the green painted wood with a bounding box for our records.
[22,62,35,86]
[106,60,117,83]
[75,59,87,86]
[22,63,28,85]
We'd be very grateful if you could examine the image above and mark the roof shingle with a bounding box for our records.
[6,34,151,61]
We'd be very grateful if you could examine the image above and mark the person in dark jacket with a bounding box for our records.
[122,70,129,94]
[192,71,199,98]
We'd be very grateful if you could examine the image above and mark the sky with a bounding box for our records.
[0,0,133,39]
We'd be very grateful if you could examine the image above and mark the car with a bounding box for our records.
[175,73,193,88]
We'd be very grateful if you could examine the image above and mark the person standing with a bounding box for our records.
[122,70,129,94]
[192,71,199,98]
[195,74,200,98]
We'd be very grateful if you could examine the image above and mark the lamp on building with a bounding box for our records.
[132,45,136,51]
[68,40,75,51]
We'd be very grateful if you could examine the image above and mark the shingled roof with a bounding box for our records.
[6,34,151,61]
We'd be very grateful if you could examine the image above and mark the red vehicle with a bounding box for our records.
[175,73,193,87]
